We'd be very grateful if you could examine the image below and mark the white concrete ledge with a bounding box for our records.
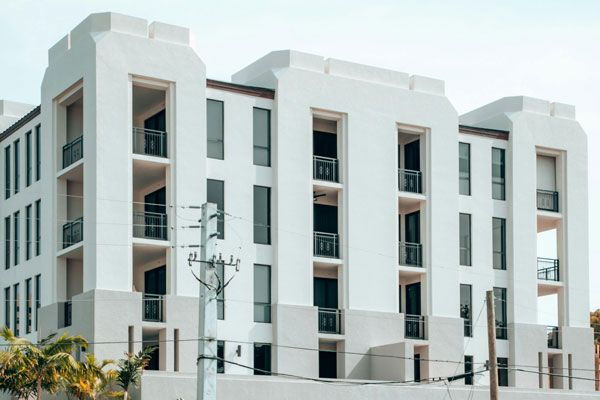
[149,21,189,45]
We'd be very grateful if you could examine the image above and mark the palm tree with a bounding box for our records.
[65,353,116,400]
[0,326,88,400]
[115,347,154,400]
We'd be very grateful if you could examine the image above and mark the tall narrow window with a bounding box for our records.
[253,264,271,323]
[13,283,19,336]
[4,216,10,270]
[207,99,224,159]
[35,125,41,181]
[492,148,505,200]
[26,131,32,187]
[25,205,32,260]
[34,200,40,256]
[494,287,507,340]
[4,287,9,329]
[464,355,474,385]
[459,213,471,266]
[253,343,271,375]
[14,139,20,194]
[459,142,470,195]
[217,262,224,320]
[13,211,19,266]
[253,108,271,167]
[217,340,225,373]
[25,278,32,334]
[460,284,472,337]
[492,217,506,270]
[207,179,225,239]
[253,186,271,244]
[4,146,10,199]
[497,357,509,386]
[34,274,40,331]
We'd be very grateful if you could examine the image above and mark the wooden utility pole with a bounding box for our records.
[486,290,499,400]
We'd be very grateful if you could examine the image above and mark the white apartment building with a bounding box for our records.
[0,12,594,400]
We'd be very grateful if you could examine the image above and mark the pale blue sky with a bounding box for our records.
[1,1,599,312]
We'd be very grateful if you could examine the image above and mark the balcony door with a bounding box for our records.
[144,187,166,238]
[404,140,420,171]
[406,282,421,316]
[144,266,166,296]
[314,204,338,235]
[314,278,338,333]
[405,211,420,244]
[144,109,166,132]
[313,131,337,159]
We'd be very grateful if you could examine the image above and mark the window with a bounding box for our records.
[464,355,473,385]
[253,264,271,323]
[4,146,10,199]
[319,349,337,378]
[494,287,507,340]
[492,217,506,270]
[26,131,32,187]
[25,278,32,334]
[13,211,19,266]
[207,99,224,159]
[459,213,471,266]
[14,139,20,194]
[34,200,40,256]
[253,343,271,375]
[207,179,224,239]
[4,216,10,270]
[13,283,19,336]
[492,148,505,200]
[217,340,224,374]
[497,357,508,386]
[253,186,271,244]
[35,125,41,181]
[217,262,224,320]
[34,274,40,331]
[460,284,472,337]
[253,108,271,166]
[4,287,9,329]
[25,205,31,260]
[459,142,470,195]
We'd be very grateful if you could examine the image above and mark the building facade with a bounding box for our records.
[0,12,594,399]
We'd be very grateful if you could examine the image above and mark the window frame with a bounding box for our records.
[13,283,19,336]
[253,342,272,375]
[25,278,32,334]
[207,179,225,240]
[459,142,471,195]
[494,287,508,340]
[4,216,10,270]
[4,287,10,329]
[14,139,20,194]
[253,107,271,167]
[26,131,32,187]
[253,186,271,245]
[253,264,271,323]
[492,217,506,270]
[34,274,40,330]
[25,204,32,260]
[35,125,41,182]
[460,284,472,337]
[206,99,224,160]
[5,146,10,199]
[459,213,472,266]
[34,200,41,256]
[492,147,506,200]
[13,211,19,266]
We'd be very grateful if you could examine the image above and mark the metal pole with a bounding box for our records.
[197,203,218,400]
[486,290,499,400]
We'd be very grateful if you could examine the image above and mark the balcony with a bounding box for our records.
[537,190,559,212]
[405,314,425,339]
[398,168,422,194]
[399,242,422,267]
[313,156,339,183]
[318,308,342,334]
[547,326,560,349]
[313,232,339,259]
[143,294,164,322]
[62,218,83,249]
[133,127,167,158]
[537,258,559,281]
[62,136,83,169]
[133,211,168,241]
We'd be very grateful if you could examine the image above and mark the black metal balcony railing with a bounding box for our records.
[143,294,164,322]
[318,308,342,334]
[547,326,560,349]
[313,232,339,259]
[133,127,167,158]
[496,321,508,340]
[537,189,559,212]
[62,217,83,249]
[398,168,422,194]
[60,301,72,328]
[313,156,339,183]
[537,258,559,281]
[405,314,425,339]
[399,242,422,267]
[62,136,83,169]
[133,211,168,240]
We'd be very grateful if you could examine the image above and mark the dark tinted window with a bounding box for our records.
[253,108,271,166]
[253,186,270,244]
[493,217,506,270]
[254,264,271,323]
[460,284,472,337]
[253,343,271,375]
[459,142,470,195]
[207,179,224,239]
[207,100,224,159]
[459,213,471,266]
[492,148,505,200]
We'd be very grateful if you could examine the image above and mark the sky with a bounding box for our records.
[0,1,598,312]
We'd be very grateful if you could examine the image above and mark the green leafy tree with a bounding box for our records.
[115,347,154,400]
[591,309,600,345]
[66,353,116,400]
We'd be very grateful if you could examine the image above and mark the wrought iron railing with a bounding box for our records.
[133,127,167,158]
[547,326,560,349]
[405,314,425,339]
[399,242,422,267]
[537,258,559,281]
[133,211,168,240]
[398,168,422,194]
[62,217,83,249]
[313,232,339,258]
[318,308,342,334]
[537,189,559,212]
[62,136,83,169]
[313,156,339,183]
[143,294,164,322]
